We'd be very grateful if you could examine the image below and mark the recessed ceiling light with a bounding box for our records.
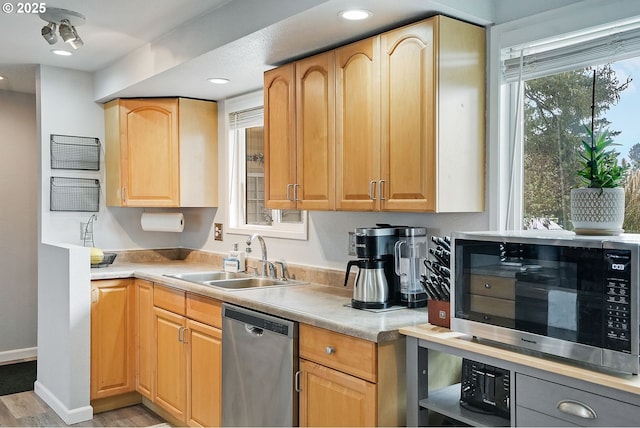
[51,49,72,56]
[0,76,5,80]
[339,9,372,20]
[207,77,230,84]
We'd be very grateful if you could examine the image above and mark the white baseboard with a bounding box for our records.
[34,381,93,425]
[0,347,37,364]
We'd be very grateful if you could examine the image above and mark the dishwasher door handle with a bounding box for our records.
[245,324,264,337]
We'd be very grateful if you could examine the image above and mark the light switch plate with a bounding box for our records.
[214,223,223,241]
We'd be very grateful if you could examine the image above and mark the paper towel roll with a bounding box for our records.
[141,212,185,232]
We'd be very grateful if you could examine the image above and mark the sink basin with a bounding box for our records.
[202,277,288,289]
[165,271,250,282]
[165,271,305,290]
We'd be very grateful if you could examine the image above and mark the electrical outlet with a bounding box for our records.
[214,223,223,241]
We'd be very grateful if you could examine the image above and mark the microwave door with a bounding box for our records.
[515,283,548,336]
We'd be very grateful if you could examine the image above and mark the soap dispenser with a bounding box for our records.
[228,243,246,272]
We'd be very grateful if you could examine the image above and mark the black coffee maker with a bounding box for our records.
[344,225,402,309]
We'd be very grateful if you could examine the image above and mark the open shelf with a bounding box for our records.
[419,384,510,427]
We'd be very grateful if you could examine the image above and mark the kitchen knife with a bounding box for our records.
[419,277,435,300]
[425,279,444,301]
[429,274,446,300]
[424,259,438,276]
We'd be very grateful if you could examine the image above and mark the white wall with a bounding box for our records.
[0,90,38,361]
[37,65,182,251]
[35,243,92,424]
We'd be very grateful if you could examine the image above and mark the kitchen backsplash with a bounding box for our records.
[113,248,350,288]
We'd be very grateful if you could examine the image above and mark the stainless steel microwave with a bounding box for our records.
[451,231,640,374]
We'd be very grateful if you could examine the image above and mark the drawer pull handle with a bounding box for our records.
[326,346,335,355]
[484,283,492,288]
[557,400,597,419]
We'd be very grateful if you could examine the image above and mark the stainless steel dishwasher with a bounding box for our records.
[222,303,298,427]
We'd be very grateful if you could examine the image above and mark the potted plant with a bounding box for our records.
[570,71,629,235]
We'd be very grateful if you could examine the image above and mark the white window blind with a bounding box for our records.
[229,106,263,129]
[502,21,640,83]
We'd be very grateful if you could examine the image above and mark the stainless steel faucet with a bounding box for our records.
[246,233,269,277]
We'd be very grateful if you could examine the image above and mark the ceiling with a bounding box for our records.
[0,0,582,102]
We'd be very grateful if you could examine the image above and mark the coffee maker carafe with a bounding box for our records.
[344,225,401,309]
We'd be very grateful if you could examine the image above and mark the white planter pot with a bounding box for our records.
[570,187,625,235]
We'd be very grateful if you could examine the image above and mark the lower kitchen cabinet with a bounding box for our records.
[135,279,154,399]
[152,284,222,427]
[187,318,222,427]
[90,279,136,400]
[298,323,405,427]
[299,359,376,426]
[154,306,187,422]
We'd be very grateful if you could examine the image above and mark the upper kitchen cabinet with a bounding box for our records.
[264,64,296,209]
[335,37,381,211]
[340,15,485,212]
[380,15,485,212]
[104,97,218,207]
[264,51,335,210]
[265,15,485,213]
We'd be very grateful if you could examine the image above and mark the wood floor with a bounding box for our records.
[0,391,168,427]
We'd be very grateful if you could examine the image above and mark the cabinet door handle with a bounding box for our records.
[121,187,126,203]
[378,180,386,201]
[557,400,597,419]
[326,346,335,355]
[178,326,184,343]
[295,370,301,392]
[182,328,189,344]
[293,184,300,202]
[286,184,293,201]
[369,180,377,200]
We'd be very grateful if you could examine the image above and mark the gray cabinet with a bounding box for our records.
[405,332,640,427]
[516,374,640,427]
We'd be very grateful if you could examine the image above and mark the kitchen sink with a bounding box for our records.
[164,271,305,290]
[166,271,249,283]
[202,277,289,289]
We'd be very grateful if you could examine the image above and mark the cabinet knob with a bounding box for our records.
[325,346,335,355]
[484,283,492,289]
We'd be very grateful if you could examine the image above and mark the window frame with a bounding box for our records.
[224,91,308,240]
[494,10,640,231]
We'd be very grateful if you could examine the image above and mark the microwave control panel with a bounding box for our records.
[605,250,632,353]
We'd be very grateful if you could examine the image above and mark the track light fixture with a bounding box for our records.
[38,7,85,50]
[41,22,57,45]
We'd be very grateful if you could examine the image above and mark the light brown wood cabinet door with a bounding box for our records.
[186,319,222,427]
[380,21,436,212]
[154,307,187,423]
[120,98,180,207]
[135,279,154,400]
[295,51,336,210]
[90,279,135,400]
[264,63,297,209]
[335,37,381,211]
[299,359,376,427]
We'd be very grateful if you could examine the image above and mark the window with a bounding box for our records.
[501,21,640,232]
[226,92,307,240]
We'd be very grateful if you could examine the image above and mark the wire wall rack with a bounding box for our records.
[50,177,100,212]
[50,134,101,170]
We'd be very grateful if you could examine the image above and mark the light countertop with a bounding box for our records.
[401,324,640,396]
[92,261,429,343]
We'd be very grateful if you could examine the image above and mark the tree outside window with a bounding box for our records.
[522,62,640,231]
